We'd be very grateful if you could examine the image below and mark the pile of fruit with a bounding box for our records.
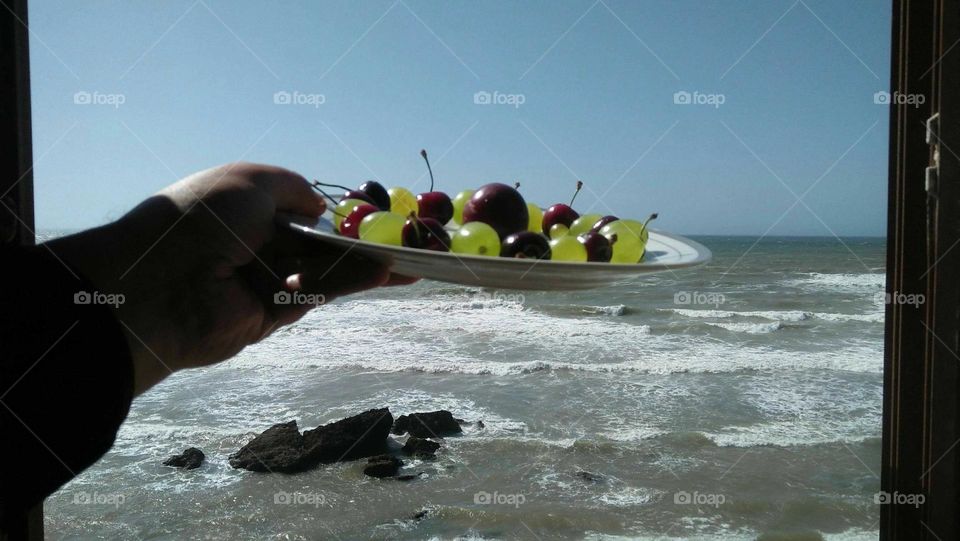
[313,150,657,264]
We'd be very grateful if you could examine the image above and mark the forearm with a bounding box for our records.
[0,245,134,519]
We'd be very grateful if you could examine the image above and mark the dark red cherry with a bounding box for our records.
[578,231,612,262]
[541,204,579,234]
[402,215,451,252]
[417,192,454,224]
[541,181,584,234]
[358,181,391,210]
[591,215,619,232]
[462,183,528,239]
[501,232,551,259]
[416,149,454,224]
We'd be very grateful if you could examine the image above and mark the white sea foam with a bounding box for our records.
[705,321,783,334]
[235,296,883,375]
[596,486,660,507]
[582,304,629,316]
[665,308,883,324]
[783,272,885,292]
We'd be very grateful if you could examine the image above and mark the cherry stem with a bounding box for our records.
[313,180,353,192]
[642,213,659,228]
[514,181,521,190]
[310,183,349,218]
[420,149,435,191]
[311,182,339,203]
[570,180,583,206]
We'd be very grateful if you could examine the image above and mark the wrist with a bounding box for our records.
[46,212,182,395]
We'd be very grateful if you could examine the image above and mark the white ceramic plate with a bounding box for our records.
[281,213,711,290]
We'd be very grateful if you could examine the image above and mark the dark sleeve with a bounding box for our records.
[0,245,134,523]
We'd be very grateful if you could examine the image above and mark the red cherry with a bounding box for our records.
[462,183,528,239]
[339,204,379,238]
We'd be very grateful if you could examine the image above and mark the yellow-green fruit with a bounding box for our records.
[526,203,544,233]
[451,221,501,256]
[618,219,650,245]
[359,211,405,246]
[599,221,643,264]
[548,223,569,239]
[452,190,475,224]
[334,198,369,229]
[388,187,418,217]
[569,213,603,236]
[549,236,587,262]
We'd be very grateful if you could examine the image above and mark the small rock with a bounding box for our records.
[163,447,205,470]
[412,509,429,521]
[392,410,462,438]
[364,454,402,478]
[402,436,441,459]
[574,470,605,483]
[476,420,485,429]
[397,474,419,481]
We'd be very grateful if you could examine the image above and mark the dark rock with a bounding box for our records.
[300,408,393,467]
[412,509,429,521]
[574,470,605,483]
[476,420,485,429]
[402,436,441,458]
[229,421,304,472]
[364,454,402,478]
[392,410,462,438]
[163,447,205,470]
[397,474,419,481]
[229,408,394,473]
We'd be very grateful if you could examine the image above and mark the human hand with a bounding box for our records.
[48,162,412,394]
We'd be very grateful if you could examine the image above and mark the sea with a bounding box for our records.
[42,235,886,540]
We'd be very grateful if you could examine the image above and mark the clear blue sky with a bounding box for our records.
[29,0,890,236]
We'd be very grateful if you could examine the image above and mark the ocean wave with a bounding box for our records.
[783,272,885,292]
[665,308,882,324]
[706,321,783,334]
[703,423,879,448]
[582,304,631,316]
[231,344,882,375]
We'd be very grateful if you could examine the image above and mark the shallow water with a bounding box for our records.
[44,236,885,540]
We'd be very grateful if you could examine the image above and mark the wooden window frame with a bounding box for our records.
[2,0,958,538]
